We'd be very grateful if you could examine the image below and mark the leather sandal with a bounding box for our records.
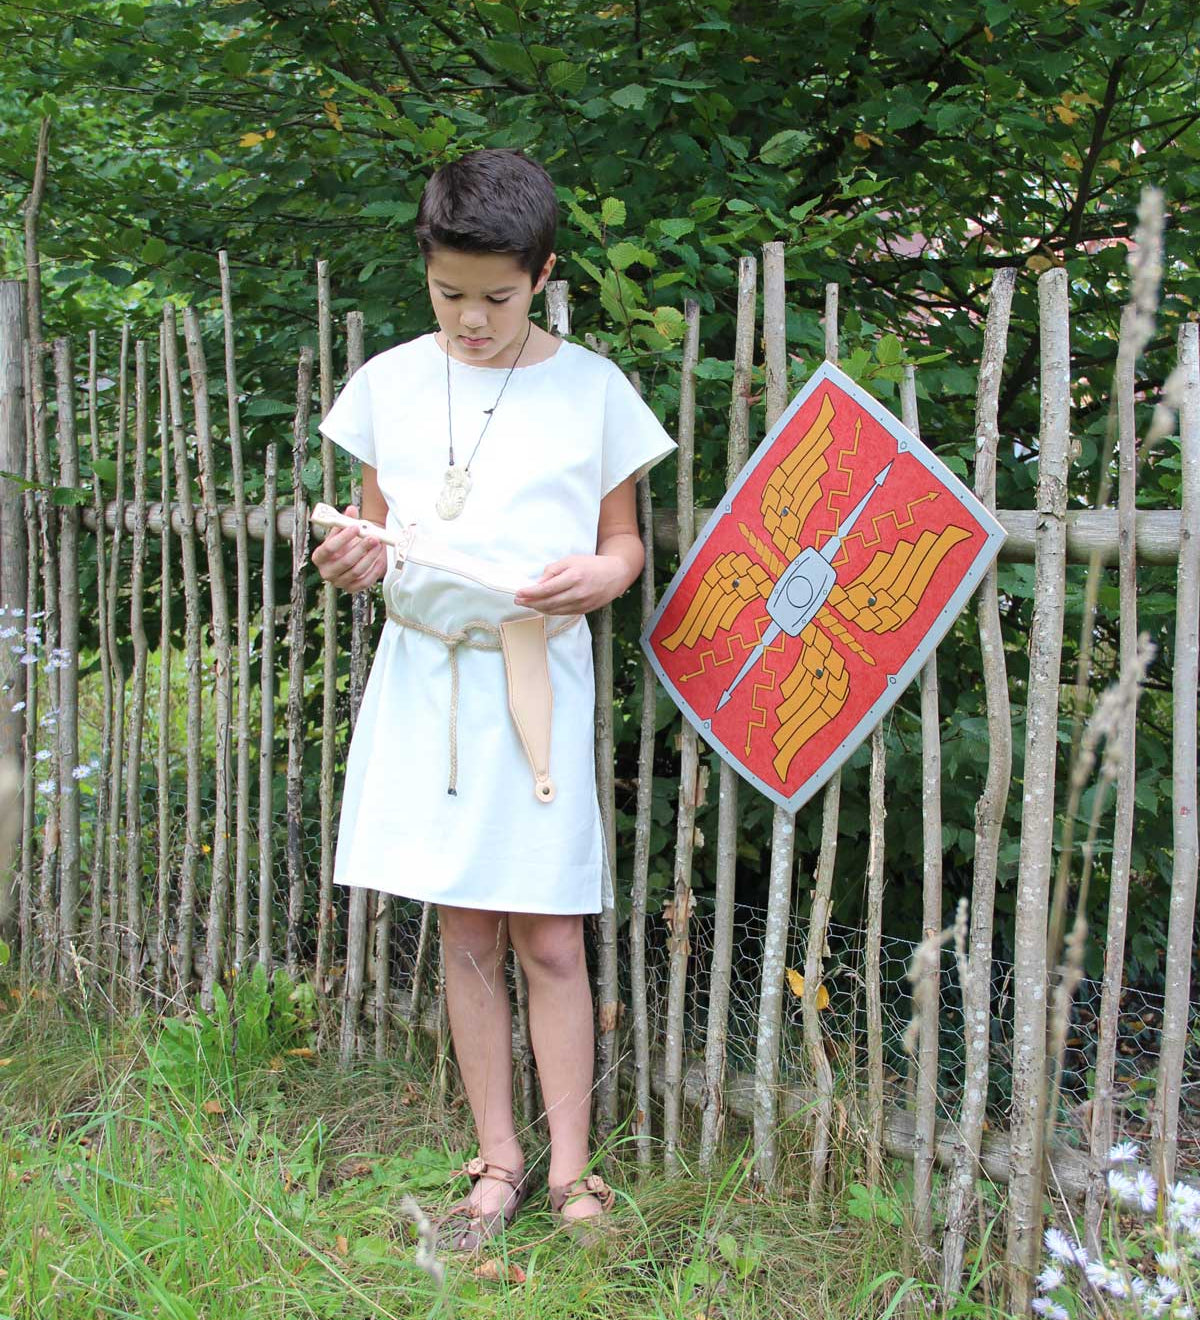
[437,1155,531,1253]
[547,1173,617,1248]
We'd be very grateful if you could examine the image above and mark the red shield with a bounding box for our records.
[642,362,1005,813]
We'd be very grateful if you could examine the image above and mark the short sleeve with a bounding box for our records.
[317,364,376,468]
[600,366,676,498]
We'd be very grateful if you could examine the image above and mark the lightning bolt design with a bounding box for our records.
[680,612,773,682]
[831,491,940,567]
[744,629,788,756]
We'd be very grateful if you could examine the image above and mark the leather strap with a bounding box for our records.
[499,614,556,804]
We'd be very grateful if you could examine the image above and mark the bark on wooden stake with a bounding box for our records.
[19,343,37,988]
[123,340,150,1011]
[1006,268,1071,1309]
[347,312,371,725]
[257,439,278,974]
[864,725,886,1187]
[629,461,657,1167]
[153,336,173,1003]
[940,267,1016,1297]
[700,253,756,1175]
[162,306,203,1000]
[592,594,621,1130]
[52,337,81,989]
[1153,321,1199,1184]
[902,365,940,1252]
[0,284,28,826]
[334,304,373,1068]
[184,309,234,1010]
[316,260,338,996]
[218,252,254,972]
[751,243,795,1188]
[1084,306,1141,1243]
[105,326,130,994]
[662,298,701,1175]
[803,282,843,1204]
[285,347,315,979]
[85,329,111,971]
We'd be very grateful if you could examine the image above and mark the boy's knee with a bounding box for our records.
[510,915,585,981]
[438,906,508,970]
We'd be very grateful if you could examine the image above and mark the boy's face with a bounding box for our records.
[425,245,555,368]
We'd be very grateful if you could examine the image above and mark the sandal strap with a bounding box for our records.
[549,1173,615,1213]
[448,1155,524,1188]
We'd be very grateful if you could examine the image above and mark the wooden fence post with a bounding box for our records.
[1153,321,1200,1184]
[663,298,702,1174]
[940,266,1017,1296]
[122,341,150,1012]
[52,337,81,989]
[751,242,794,1188]
[0,283,28,788]
[699,253,756,1174]
[1006,267,1071,1309]
[803,281,843,1204]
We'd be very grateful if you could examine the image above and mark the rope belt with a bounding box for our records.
[385,604,577,800]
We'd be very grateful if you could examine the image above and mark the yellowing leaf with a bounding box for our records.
[743,55,761,62]
[266,129,276,139]
[324,100,343,131]
[239,132,265,147]
[202,1098,225,1115]
[284,1047,316,1058]
[853,131,882,149]
[335,1234,349,1257]
[1062,152,1082,170]
[785,968,829,1009]
[0,1058,13,1067]
[983,25,994,41]
[1053,104,1080,125]
[1026,253,1054,272]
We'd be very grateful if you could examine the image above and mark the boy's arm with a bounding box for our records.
[311,462,389,593]
[514,476,644,615]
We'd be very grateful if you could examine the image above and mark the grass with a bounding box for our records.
[0,975,1006,1320]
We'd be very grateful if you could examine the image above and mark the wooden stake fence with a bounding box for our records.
[4,218,1199,1312]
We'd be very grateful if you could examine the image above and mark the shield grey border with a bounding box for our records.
[640,360,1007,815]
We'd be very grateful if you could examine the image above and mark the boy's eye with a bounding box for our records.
[440,293,511,305]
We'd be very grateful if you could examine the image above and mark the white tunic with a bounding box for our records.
[318,332,676,914]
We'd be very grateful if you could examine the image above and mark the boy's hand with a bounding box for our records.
[311,504,388,593]
[514,554,630,615]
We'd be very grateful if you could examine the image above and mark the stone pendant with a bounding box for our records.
[436,464,473,520]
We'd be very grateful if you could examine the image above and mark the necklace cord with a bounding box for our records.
[444,320,534,472]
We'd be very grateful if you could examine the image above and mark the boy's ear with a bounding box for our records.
[532,252,557,295]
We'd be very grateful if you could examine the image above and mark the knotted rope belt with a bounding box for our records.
[383,601,577,802]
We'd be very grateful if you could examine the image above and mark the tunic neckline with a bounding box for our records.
[425,331,568,374]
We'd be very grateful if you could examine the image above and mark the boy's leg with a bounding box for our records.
[437,904,524,1215]
[506,911,604,1219]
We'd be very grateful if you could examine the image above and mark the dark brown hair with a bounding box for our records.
[414,149,558,280]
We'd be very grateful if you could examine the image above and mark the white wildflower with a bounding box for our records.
[1109,1168,1139,1206]
[71,764,92,780]
[11,700,25,713]
[1157,1277,1182,1301]
[1107,1140,1141,1165]
[0,626,17,639]
[20,653,36,665]
[1031,1301,1069,1320]
[36,778,55,795]
[1044,1227,1087,1266]
[35,748,51,762]
[12,608,24,616]
[1156,1249,1180,1274]
[9,644,22,654]
[1037,1264,1065,1292]
[1135,1168,1159,1213]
